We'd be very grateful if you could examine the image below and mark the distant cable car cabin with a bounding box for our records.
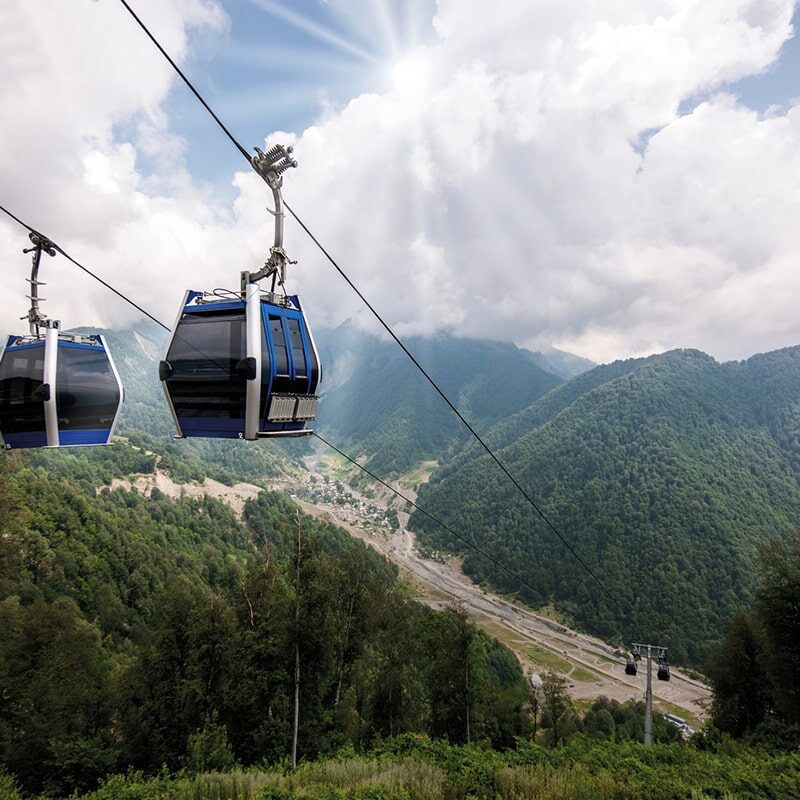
[0,234,123,449]
[657,662,671,681]
[625,659,637,676]
[159,144,321,440]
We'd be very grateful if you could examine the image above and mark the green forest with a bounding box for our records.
[78,324,800,669]
[3,331,800,798]
[2,438,800,799]
[0,455,532,797]
[411,346,800,665]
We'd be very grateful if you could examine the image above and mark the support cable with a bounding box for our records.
[100,0,618,606]
[286,201,615,606]
[117,0,253,166]
[0,203,169,332]
[1,200,549,603]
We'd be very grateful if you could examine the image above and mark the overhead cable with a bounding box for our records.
[112,1,617,606]
[0,200,548,605]
[0,203,169,332]
[117,0,253,166]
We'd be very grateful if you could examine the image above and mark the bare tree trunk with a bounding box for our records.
[334,594,355,709]
[242,582,255,630]
[465,641,471,745]
[292,511,302,769]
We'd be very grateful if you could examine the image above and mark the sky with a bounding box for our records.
[1,0,799,364]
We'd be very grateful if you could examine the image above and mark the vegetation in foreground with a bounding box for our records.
[2,734,800,800]
[707,527,800,744]
[2,342,800,799]
[0,460,531,797]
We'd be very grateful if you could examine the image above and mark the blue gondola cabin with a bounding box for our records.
[0,328,123,449]
[159,289,321,439]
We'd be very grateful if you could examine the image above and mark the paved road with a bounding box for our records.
[296,496,711,722]
[114,462,711,723]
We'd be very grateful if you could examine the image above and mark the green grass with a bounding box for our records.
[398,460,439,489]
[318,454,359,481]
[570,667,600,683]
[62,737,800,800]
[523,644,572,673]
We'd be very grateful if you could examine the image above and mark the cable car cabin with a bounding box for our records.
[0,330,123,449]
[159,290,321,439]
[657,664,671,681]
[625,660,637,676]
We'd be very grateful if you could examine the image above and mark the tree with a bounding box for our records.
[368,589,429,740]
[227,555,293,765]
[707,611,769,736]
[428,606,476,744]
[756,528,800,723]
[528,681,542,738]
[116,580,236,771]
[540,671,571,747]
[0,596,116,796]
[292,511,302,769]
[186,712,235,773]
[583,696,616,739]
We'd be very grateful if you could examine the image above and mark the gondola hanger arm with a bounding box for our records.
[22,232,58,336]
[246,144,298,289]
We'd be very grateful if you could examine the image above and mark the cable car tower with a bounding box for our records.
[0,233,123,449]
[627,642,670,745]
[159,145,322,440]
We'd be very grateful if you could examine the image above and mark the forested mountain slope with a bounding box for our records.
[410,346,800,666]
[0,456,530,796]
[315,321,566,474]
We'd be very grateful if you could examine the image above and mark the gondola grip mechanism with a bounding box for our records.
[248,144,297,288]
[22,232,57,336]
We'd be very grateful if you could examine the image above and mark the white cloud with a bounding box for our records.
[1,0,798,364]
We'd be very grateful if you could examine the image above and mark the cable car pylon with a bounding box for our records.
[159,144,322,440]
[626,642,670,745]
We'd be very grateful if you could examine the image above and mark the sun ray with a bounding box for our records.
[243,0,382,65]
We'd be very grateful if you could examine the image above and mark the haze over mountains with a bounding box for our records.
[59,322,800,665]
[314,321,590,474]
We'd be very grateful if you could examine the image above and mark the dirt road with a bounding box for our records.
[109,463,711,723]
[294,492,711,724]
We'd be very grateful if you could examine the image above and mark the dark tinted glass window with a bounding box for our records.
[165,312,247,419]
[287,319,307,379]
[0,345,46,434]
[304,320,320,394]
[56,346,120,431]
[269,317,289,375]
[269,316,292,393]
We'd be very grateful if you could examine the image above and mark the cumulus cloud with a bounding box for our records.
[1,0,798,363]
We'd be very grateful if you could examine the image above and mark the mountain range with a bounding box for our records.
[410,346,800,665]
[25,321,800,666]
[313,321,589,474]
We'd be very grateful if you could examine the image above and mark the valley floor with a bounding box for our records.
[109,463,711,724]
